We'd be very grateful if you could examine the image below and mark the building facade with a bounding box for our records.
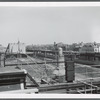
[79,43,100,53]
[7,41,26,54]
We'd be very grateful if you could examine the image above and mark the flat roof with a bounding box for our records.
[0,66,27,75]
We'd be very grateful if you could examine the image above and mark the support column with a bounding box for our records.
[53,47,65,83]
[20,79,25,90]
[0,54,1,67]
[4,56,5,67]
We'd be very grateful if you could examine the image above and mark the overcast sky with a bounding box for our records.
[0,6,100,46]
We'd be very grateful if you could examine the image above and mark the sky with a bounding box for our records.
[0,6,100,46]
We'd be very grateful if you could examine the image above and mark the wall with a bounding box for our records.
[8,43,26,54]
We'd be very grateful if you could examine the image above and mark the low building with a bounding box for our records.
[0,45,6,53]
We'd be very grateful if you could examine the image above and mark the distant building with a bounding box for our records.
[77,42,100,64]
[79,43,100,53]
[54,42,66,51]
[7,41,26,54]
[66,42,83,52]
[0,45,6,53]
